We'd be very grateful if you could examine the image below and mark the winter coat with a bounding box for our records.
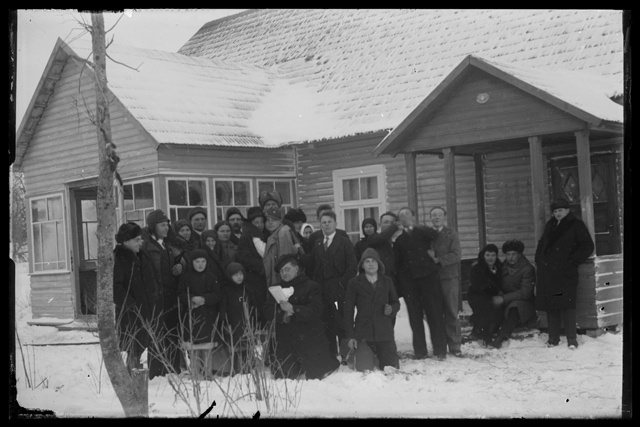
[395,225,440,281]
[237,221,268,314]
[219,239,238,267]
[534,212,595,311]
[344,248,400,342]
[432,226,461,280]
[366,223,401,294]
[199,230,227,285]
[262,273,339,380]
[141,227,179,311]
[501,255,536,324]
[468,257,502,298]
[113,245,162,348]
[220,279,256,345]
[263,223,298,287]
[467,252,503,336]
[177,264,222,344]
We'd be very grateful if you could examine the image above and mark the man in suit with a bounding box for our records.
[366,211,403,298]
[395,207,448,360]
[304,210,358,360]
[307,204,349,248]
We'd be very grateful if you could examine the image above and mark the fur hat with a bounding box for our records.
[502,239,525,254]
[274,253,298,273]
[259,190,282,209]
[247,206,266,222]
[225,207,244,221]
[358,247,385,275]
[226,262,245,278]
[146,209,169,231]
[187,206,207,221]
[173,219,193,234]
[284,208,307,224]
[115,222,142,244]
[190,248,208,262]
[550,198,571,211]
[264,206,282,220]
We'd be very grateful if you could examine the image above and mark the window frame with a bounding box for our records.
[332,165,387,243]
[256,178,296,214]
[29,192,69,274]
[115,178,156,228]
[213,178,254,223]
[166,177,211,228]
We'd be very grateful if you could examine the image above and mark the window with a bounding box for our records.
[167,178,209,225]
[115,181,155,227]
[215,179,252,222]
[333,165,386,244]
[257,180,295,214]
[30,194,67,272]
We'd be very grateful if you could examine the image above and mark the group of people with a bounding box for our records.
[113,190,594,381]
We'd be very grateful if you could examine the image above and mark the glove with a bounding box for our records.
[384,304,392,316]
[347,338,358,350]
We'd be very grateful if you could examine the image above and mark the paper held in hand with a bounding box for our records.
[268,286,289,303]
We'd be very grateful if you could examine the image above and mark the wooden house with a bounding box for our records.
[15,9,624,330]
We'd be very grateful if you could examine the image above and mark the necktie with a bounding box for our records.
[324,236,329,250]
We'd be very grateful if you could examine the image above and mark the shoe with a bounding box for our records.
[490,337,505,349]
[435,354,446,361]
[450,349,463,358]
[546,339,560,347]
[567,338,579,349]
[412,353,429,360]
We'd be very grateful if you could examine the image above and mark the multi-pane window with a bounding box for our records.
[167,178,208,225]
[81,199,99,261]
[215,180,252,222]
[333,165,386,244]
[115,181,155,227]
[31,194,67,272]
[257,180,294,214]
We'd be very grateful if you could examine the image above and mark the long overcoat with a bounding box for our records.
[237,221,268,312]
[177,265,222,344]
[534,212,595,311]
[263,223,297,287]
[501,255,536,324]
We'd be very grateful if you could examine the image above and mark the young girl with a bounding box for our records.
[177,249,222,344]
[220,262,257,347]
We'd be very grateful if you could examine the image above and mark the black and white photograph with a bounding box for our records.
[10,9,629,418]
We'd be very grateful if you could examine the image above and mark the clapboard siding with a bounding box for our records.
[403,70,584,151]
[30,273,75,319]
[157,145,295,176]
[21,58,159,198]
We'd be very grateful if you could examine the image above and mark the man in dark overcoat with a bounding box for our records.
[535,198,595,349]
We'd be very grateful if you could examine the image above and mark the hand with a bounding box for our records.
[172,264,183,276]
[282,313,292,324]
[279,301,294,315]
[191,296,205,308]
[347,338,358,350]
[384,304,392,316]
[492,296,504,307]
[294,243,304,254]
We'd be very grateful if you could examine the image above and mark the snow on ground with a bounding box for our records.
[12,262,623,418]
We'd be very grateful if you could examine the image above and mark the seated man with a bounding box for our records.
[262,253,340,380]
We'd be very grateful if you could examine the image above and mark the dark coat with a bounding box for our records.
[262,274,339,379]
[366,224,401,293]
[432,226,461,280]
[113,245,162,348]
[344,273,400,343]
[501,255,536,324]
[394,225,440,281]
[237,221,268,312]
[534,212,595,311]
[220,279,256,345]
[141,228,179,311]
[467,253,503,341]
[177,265,222,344]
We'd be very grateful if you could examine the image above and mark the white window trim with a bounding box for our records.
[117,178,156,227]
[29,192,69,275]
[166,177,211,228]
[213,178,254,223]
[332,164,387,232]
[256,178,296,209]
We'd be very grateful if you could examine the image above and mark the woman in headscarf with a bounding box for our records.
[354,218,378,262]
[215,220,238,267]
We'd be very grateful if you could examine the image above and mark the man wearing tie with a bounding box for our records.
[303,210,358,361]
[394,207,447,360]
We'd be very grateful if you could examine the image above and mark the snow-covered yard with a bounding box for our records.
[12,262,624,418]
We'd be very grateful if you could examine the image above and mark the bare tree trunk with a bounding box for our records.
[91,12,147,417]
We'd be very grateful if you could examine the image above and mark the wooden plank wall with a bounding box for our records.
[30,274,75,319]
[594,256,624,328]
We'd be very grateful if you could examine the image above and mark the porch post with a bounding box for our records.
[404,152,419,216]
[528,136,546,245]
[443,148,458,231]
[575,129,597,251]
[474,154,487,249]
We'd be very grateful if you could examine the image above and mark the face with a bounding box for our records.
[263,200,279,211]
[279,262,299,283]
[430,208,446,228]
[154,221,169,239]
[553,208,570,222]
[380,215,396,232]
[484,251,498,267]
[205,236,216,251]
[265,217,281,232]
[178,225,191,241]
[303,225,313,239]
[228,214,243,233]
[362,257,379,275]
[191,213,207,232]
[504,250,521,266]
[192,258,207,273]
[123,236,143,253]
[293,221,303,233]
[398,209,414,227]
[320,215,337,236]
[217,225,232,242]
[363,224,375,236]
[231,271,244,285]
[251,216,265,232]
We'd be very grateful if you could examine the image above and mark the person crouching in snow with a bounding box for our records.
[344,248,400,370]
[262,253,340,380]
[177,249,222,344]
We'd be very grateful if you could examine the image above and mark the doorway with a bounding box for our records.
[71,186,99,316]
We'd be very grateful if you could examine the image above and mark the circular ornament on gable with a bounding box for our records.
[476,92,490,104]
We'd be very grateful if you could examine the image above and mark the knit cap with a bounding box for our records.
[226,262,245,278]
[146,209,169,231]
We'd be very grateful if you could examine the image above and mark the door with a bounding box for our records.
[549,153,622,255]
[71,187,99,316]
